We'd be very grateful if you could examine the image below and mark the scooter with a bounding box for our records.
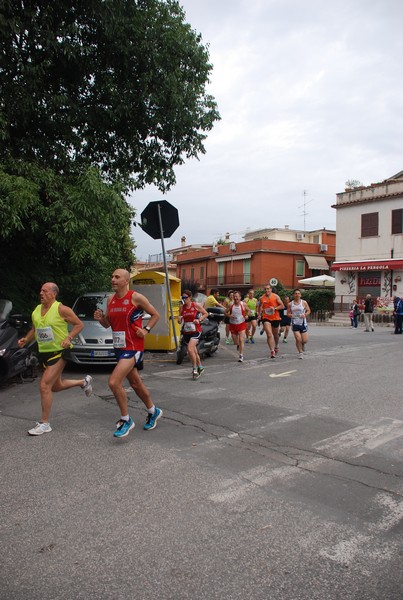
[176,306,225,365]
[0,299,38,385]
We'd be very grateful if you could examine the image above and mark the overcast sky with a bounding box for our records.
[129,0,403,261]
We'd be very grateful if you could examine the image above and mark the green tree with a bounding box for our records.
[0,0,219,191]
[0,163,135,311]
[300,288,334,313]
[0,0,219,309]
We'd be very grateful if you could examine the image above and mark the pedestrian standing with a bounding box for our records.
[94,269,162,438]
[18,282,93,436]
[364,294,374,332]
[351,299,360,329]
[394,296,403,334]
[287,289,311,359]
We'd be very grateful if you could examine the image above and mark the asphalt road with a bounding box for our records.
[1,324,403,600]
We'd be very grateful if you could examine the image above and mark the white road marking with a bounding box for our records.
[314,418,403,458]
[269,370,297,378]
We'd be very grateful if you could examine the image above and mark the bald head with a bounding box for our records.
[111,269,131,296]
[39,282,59,306]
[44,282,59,295]
[113,269,130,282]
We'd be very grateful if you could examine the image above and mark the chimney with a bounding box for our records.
[284,225,289,229]
[225,232,230,241]
[181,236,186,247]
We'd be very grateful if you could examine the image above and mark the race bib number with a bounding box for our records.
[113,331,126,348]
[183,322,196,332]
[249,309,256,316]
[264,307,274,315]
[36,327,55,344]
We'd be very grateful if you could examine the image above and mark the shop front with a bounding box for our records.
[357,271,381,300]
[332,258,403,311]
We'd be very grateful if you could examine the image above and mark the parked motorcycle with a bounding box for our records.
[176,306,225,365]
[0,299,38,385]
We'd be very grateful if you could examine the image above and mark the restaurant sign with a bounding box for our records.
[358,275,381,286]
[332,260,403,271]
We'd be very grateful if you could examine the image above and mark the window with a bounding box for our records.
[190,267,194,280]
[218,263,224,285]
[361,212,378,237]
[181,268,186,279]
[243,259,251,284]
[200,266,205,280]
[392,209,403,234]
[296,260,305,277]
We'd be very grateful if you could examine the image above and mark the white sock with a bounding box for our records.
[147,406,155,415]
[121,415,130,422]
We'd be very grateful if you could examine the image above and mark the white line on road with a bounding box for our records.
[313,417,403,457]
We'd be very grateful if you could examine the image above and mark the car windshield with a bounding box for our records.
[73,295,108,320]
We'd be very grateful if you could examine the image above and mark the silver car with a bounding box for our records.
[66,292,116,365]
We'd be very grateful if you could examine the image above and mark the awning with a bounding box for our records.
[215,253,252,263]
[331,259,403,271]
[304,255,329,270]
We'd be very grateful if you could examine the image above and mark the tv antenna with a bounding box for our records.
[298,190,313,232]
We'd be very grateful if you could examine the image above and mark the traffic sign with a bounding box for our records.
[140,200,179,240]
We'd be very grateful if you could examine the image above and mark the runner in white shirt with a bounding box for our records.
[287,288,311,359]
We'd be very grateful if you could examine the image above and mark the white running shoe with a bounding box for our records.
[298,352,304,359]
[238,354,244,362]
[82,375,93,397]
[28,422,52,436]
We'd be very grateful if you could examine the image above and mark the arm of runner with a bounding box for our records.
[303,300,311,317]
[17,327,35,348]
[132,291,160,338]
[94,295,112,328]
[59,304,84,348]
[194,302,208,323]
[276,295,285,311]
[286,302,293,318]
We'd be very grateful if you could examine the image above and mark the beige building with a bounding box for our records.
[332,171,403,309]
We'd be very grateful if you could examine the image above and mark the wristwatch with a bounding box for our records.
[144,326,151,333]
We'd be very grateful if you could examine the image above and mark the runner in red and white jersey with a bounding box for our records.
[178,289,208,379]
[226,291,250,363]
[107,290,146,351]
[94,268,162,438]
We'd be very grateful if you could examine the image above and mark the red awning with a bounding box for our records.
[332,259,403,271]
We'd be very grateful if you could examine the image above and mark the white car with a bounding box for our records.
[66,292,115,365]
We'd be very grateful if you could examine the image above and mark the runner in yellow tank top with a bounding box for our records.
[18,282,93,436]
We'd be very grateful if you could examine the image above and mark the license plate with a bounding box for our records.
[91,350,112,357]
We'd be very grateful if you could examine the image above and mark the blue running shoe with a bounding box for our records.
[144,407,163,431]
[113,417,135,438]
[198,366,205,376]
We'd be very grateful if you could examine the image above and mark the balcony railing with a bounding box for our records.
[205,274,255,288]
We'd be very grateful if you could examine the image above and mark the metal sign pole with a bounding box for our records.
[157,203,179,350]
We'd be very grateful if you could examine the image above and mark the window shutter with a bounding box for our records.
[392,209,403,234]
[361,212,379,237]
